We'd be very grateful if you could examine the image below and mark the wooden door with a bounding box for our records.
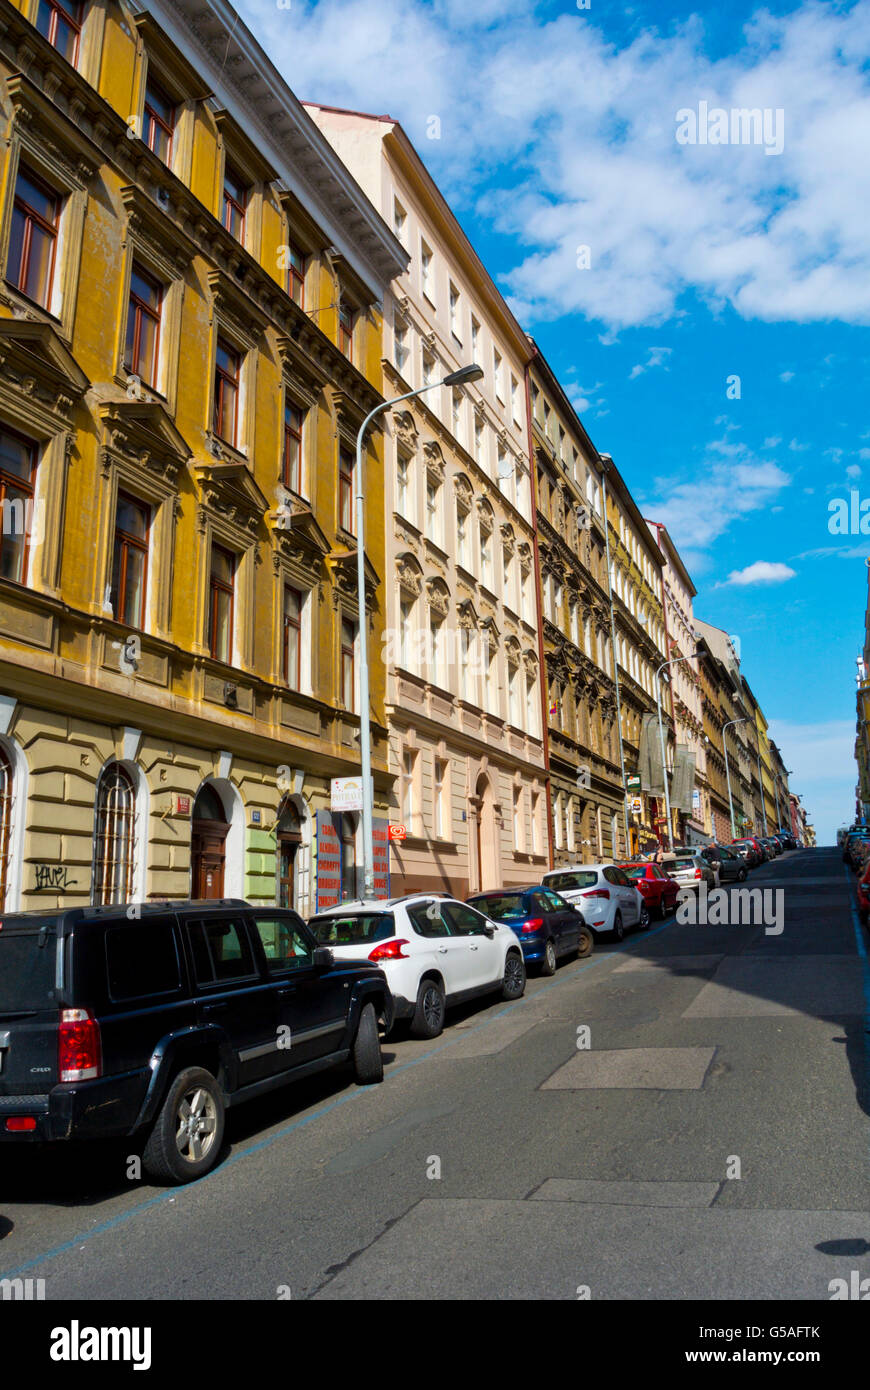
[191,819,229,899]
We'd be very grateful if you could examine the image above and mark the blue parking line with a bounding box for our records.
[0,911,678,1281]
[843,869,870,1138]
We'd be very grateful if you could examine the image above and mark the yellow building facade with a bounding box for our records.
[0,0,406,911]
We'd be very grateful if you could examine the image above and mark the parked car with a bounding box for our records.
[542,864,650,940]
[309,895,525,1040]
[846,835,870,871]
[0,900,390,1184]
[760,836,782,858]
[618,862,681,918]
[731,838,762,868]
[857,860,870,922]
[662,851,717,894]
[700,844,748,882]
[466,886,592,974]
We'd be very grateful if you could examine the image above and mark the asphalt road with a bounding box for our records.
[1,846,868,1300]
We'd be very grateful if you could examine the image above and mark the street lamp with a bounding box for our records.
[355,363,484,898]
[722,717,747,840]
[655,650,701,851]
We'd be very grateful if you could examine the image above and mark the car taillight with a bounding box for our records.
[694,868,702,878]
[521,918,545,933]
[5,1117,37,1132]
[58,1008,102,1082]
[582,889,610,899]
[368,938,410,961]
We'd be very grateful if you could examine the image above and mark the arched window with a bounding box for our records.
[0,745,12,910]
[93,763,136,904]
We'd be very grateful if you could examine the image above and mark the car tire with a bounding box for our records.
[638,905,651,930]
[501,950,526,1000]
[576,926,594,959]
[352,1002,384,1084]
[611,911,625,943]
[411,978,446,1039]
[142,1066,225,1185]
[541,939,557,976]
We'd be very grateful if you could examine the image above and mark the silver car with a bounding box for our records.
[662,851,717,893]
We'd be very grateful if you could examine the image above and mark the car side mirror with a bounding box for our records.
[312,946,334,970]
[482,924,495,938]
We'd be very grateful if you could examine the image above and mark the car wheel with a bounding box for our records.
[142,1066,225,1185]
[541,939,557,976]
[501,950,526,1000]
[611,911,625,943]
[638,904,651,930]
[352,1002,384,1084]
[576,926,594,959]
[411,978,446,1039]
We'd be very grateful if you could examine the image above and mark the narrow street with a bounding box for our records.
[1,845,867,1300]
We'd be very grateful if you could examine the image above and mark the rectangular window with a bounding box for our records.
[341,618,356,710]
[209,544,235,663]
[434,758,448,838]
[425,478,440,545]
[429,611,443,686]
[474,415,485,466]
[512,784,523,852]
[393,198,407,244]
[213,339,240,445]
[456,505,468,570]
[124,264,162,388]
[421,240,434,301]
[106,922,181,1002]
[493,348,503,400]
[222,162,248,242]
[0,427,37,586]
[480,526,491,588]
[394,313,409,374]
[530,789,540,854]
[36,0,83,64]
[8,166,59,309]
[339,448,355,533]
[187,918,256,985]
[510,374,519,421]
[508,662,520,726]
[422,351,435,389]
[449,282,460,338]
[283,400,303,494]
[286,239,306,307]
[399,595,414,670]
[402,750,416,823]
[396,451,410,517]
[143,80,175,163]
[451,389,462,443]
[111,492,150,629]
[283,585,302,689]
[338,301,354,360]
[471,316,480,358]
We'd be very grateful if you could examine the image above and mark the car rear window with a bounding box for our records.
[622,867,645,880]
[309,913,395,946]
[471,893,526,920]
[0,924,59,1011]
[105,922,181,1002]
[547,871,597,891]
[668,858,696,870]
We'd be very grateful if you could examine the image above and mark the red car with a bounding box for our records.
[857,861,870,922]
[619,862,681,918]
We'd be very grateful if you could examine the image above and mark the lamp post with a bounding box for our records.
[655,650,700,851]
[722,717,747,840]
[355,363,484,899]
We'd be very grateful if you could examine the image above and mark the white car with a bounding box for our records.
[541,864,649,941]
[308,895,526,1039]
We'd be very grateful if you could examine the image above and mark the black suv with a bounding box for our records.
[0,899,390,1183]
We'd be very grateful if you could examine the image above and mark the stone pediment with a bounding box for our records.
[195,459,269,535]
[327,546,379,604]
[0,319,89,418]
[272,497,331,563]
[100,398,191,483]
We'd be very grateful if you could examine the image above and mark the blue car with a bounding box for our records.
[466,885,593,975]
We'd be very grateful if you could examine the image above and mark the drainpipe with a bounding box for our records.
[523,351,555,869]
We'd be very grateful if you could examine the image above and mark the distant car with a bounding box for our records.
[700,845,748,882]
[846,835,870,871]
[466,886,592,974]
[662,851,717,894]
[308,895,525,1040]
[618,862,681,918]
[731,838,761,868]
[760,836,782,858]
[542,864,650,941]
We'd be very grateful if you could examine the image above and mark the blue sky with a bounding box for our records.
[238,0,870,843]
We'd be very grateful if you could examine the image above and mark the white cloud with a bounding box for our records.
[779,371,796,383]
[638,447,789,554]
[720,560,797,586]
[846,463,861,478]
[788,438,810,452]
[238,0,870,333]
[629,345,673,379]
